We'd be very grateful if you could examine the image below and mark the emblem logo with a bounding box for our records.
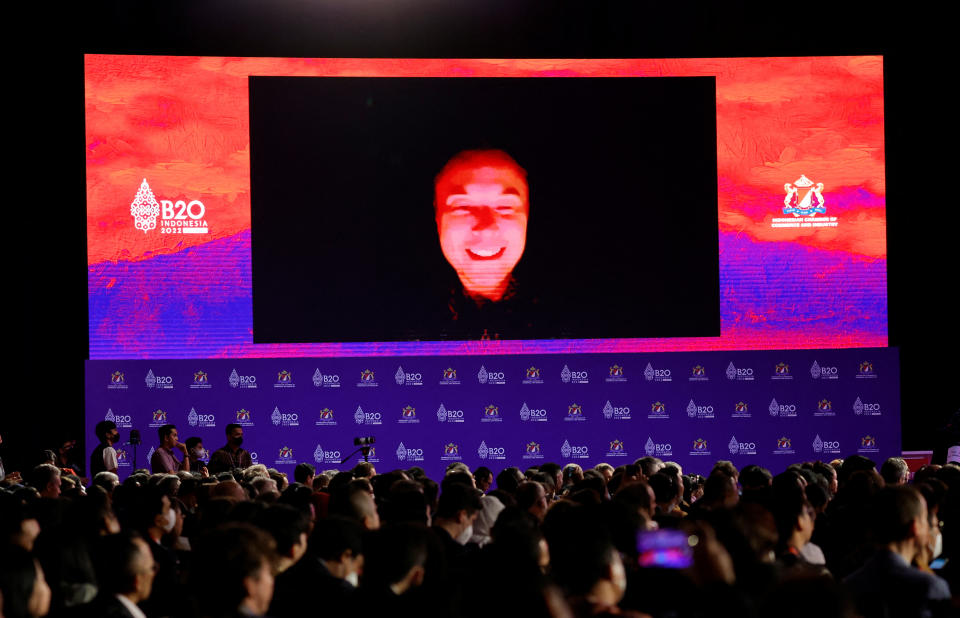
[561,440,572,458]
[783,175,826,217]
[566,403,585,421]
[561,365,572,383]
[606,364,627,383]
[130,179,161,233]
[478,366,488,384]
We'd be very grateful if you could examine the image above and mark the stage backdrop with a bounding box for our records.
[87,348,898,480]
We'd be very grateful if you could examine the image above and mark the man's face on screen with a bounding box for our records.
[435,159,528,301]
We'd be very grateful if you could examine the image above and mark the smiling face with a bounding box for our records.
[435,151,528,301]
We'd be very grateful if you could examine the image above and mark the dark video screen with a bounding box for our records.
[250,76,720,343]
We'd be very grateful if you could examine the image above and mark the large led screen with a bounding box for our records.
[86,56,887,358]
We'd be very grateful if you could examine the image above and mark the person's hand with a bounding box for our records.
[5,471,22,484]
[175,441,188,454]
[200,465,209,479]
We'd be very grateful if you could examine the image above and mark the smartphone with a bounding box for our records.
[636,529,694,569]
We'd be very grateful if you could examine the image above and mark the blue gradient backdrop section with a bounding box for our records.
[88,230,887,358]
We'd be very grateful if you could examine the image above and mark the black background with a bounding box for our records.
[250,76,719,342]
[5,0,951,472]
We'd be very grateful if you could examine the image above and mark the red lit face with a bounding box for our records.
[436,158,528,301]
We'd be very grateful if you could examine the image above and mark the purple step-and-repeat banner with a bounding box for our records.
[86,348,899,480]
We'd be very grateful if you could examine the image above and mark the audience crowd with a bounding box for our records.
[1,423,958,618]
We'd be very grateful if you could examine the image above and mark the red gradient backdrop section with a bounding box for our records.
[86,56,886,358]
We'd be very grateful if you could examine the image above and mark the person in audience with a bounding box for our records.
[495,466,524,495]
[85,531,157,618]
[136,488,180,617]
[192,524,276,618]
[516,480,550,522]
[473,466,494,492]
[881,456,910,485]
[207,424,253,475]
[92,471,119,496]
[595,463,615,483]
[183,437,209,476]
[635,456,664,481]
[293,463,315,487]
[0,545,52,618]
[90,420,120,476]
[561,464,584,494]
[844,485,951,617]
[270,516,362,617]
[431,482,483,561]
[150,425,188,474]
[469,494,505,546]
[361,523,429,613]
[353,461,376,479]
[27,463,61,499]
[56,438,85,478]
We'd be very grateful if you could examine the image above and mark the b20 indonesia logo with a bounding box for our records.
[130,179,209,235]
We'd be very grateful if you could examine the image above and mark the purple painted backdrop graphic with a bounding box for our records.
[86,348,899,480]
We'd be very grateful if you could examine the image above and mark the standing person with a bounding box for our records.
[90,420,120,476]
[208,424,253,475]
[149,425,188,474]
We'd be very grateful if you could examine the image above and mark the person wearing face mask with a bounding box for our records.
[183,436,209,477]
[138,489,182,618]
[91,421,121,476]
[916,480,947,572]
[208,424,253,475]
[268,516,363,617]
[844,486,951,618]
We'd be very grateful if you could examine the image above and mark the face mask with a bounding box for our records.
[231,437,244,448]
[191,448,207,459]
[931,530,943,560]
[456,524,474,545]
[344,572,359,587]
[161,509,176,533]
